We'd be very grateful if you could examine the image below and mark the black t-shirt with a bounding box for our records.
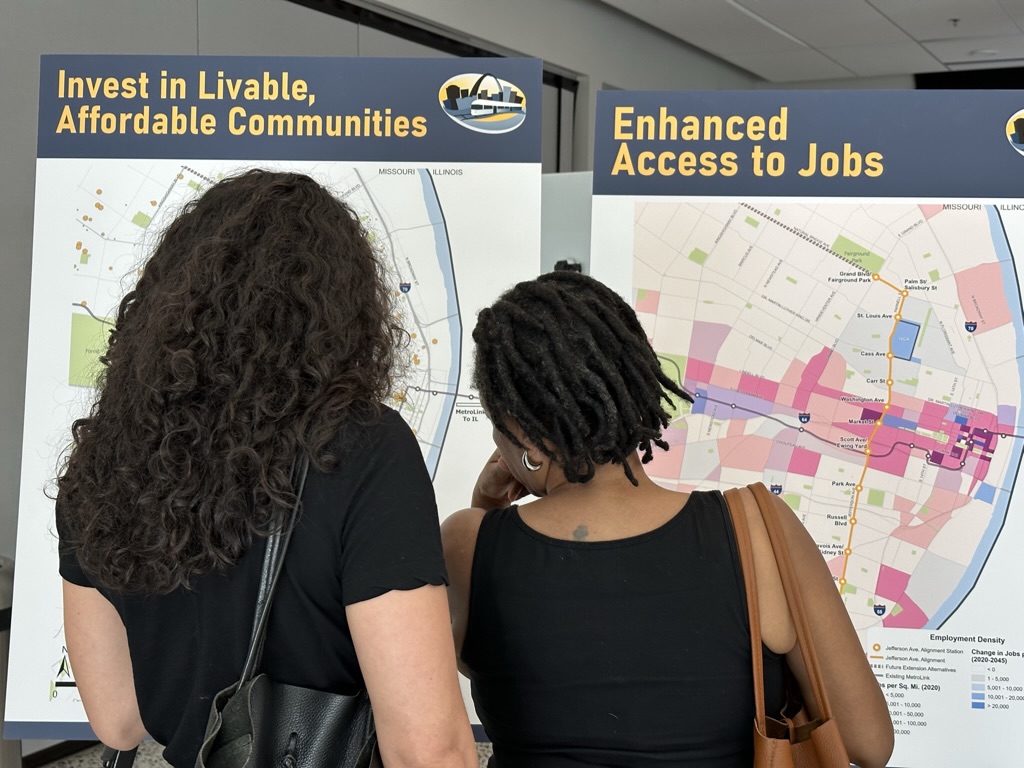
[58,407,447,768]
[462,490,788,767]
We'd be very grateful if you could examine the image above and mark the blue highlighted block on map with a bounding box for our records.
[891,319,920,360]
[975,483,997,504]
[883,414,918,430]
[972,692,986,700]
[690,390,709,415]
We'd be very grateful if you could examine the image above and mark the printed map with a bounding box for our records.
[63,159,459,476]
[634,201,1023,637]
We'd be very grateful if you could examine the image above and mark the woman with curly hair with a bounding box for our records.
[56,169,478,768]
[443,271,893,767]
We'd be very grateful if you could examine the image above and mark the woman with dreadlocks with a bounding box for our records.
[56,170,477,768]
[442,271,893,768]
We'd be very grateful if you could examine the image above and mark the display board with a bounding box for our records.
[590,90,1024,767]
[4,54,542,739]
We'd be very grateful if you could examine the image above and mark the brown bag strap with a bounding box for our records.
[747,482,835,722]
[722,486,767,730]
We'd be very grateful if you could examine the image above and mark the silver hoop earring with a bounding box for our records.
[522,451,541,472]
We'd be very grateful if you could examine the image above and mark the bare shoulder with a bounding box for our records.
[441,507,487,560]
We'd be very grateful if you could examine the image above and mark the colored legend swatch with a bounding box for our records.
[972,674,987,709]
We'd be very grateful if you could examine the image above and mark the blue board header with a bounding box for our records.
[38,55,542,162]
[594,90,1024,197]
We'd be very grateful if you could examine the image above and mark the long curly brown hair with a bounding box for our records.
[56,169,404,594]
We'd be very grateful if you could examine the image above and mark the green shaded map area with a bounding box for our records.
[658,353,690,418]
[69,313,110,387]
[832,235,884,273]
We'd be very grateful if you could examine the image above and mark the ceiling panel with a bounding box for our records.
[599,0,810,53]
[820,41,946,77]
[726,48,855,81]
[922,33,1024,64]
[996,0,1024,33]
[866,0,1017,41]
[735,0,910,47]
[597,0,1024,82]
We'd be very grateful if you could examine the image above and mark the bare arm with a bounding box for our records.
[752,494,894,768]
[439,449,514,673]
[440,508,485,676]
[346,584,477,768]
[61,580,147,750]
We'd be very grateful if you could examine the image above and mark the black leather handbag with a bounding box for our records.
[195,454,382,768]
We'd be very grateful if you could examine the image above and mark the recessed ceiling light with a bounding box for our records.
[969,49,1000,57]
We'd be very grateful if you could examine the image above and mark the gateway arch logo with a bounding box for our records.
[1006,108,1024,156]
[438,72,527,134]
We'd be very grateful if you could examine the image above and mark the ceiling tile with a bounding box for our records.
[922,33,1024,63]
[725,48,856,81]
[597,0,1024,81]
[997,0,1024,33]
[820,41,947,76]
[866,0,1016,41]
[734,0,912,47]
[600,0,813,53]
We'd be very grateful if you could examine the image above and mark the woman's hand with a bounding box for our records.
[471,449,527,509]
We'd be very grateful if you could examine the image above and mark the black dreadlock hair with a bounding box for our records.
[472,271,694,486]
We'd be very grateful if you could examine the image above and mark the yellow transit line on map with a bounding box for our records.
[837,273,910,591]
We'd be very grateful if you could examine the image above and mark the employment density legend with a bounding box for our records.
[868,628,1023,764]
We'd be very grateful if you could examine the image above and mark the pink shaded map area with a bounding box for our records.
[788,447,821,475]
[874,557,924,629]
[883,596,928,629]
[690,321,732,364]
[876,564,910,601]
[955,262,1012,335]
[793,348,848,411]
[635,289,661,314]
[919,204,944,219]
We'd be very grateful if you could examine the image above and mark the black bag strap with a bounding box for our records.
[238,451,310,684]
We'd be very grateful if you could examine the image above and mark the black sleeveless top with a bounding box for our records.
[462,490,788,767]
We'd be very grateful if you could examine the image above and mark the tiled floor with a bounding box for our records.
[37,739,494,767]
